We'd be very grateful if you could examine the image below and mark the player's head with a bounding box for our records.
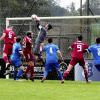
[26,31,33,38]
[16,36,21,43]
[45,24,52,31]
[96,37,100,44]
[48,38,53,43]
[7,25,13,30]
[77,35,83,41]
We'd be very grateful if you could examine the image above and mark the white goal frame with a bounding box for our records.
[6,15,100,28]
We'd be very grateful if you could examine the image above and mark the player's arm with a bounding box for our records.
[31,14,42,30]
[36,20,42,30]
[69,42,75,50]
[19,49,26,61]
[40,43,44,52]
[19,50,23,55]
[22,38,26,48]
[18,45,24,55]
[0,33,6,41]
[83,43,89,53]
[86,47,92,53]
[57,50,64,61]
[14,37,16,43]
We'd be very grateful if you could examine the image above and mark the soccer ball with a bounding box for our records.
[31,14,40,21]
[31,14,37,19]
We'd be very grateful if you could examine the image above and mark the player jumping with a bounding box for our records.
[0,25,16,75]
[31,14,52,60]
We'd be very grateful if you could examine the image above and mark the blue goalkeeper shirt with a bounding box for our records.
[43,43,59,64]
[88,44,100,65]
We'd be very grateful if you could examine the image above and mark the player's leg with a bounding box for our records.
[82,66,88,83]
[80,59,89,83]
[3,52,11,72]
[28,61,34,81]
[15,60,23,80]
[16,68,23,80]
[3,44,12,75]
[39,43,44,59]
[41,63,50,82]
[3,52,11,75]
[24,53,30,79]
[11,60,18,80]
[34,42,44,61]
[25,65,30,80]
[34,43,40,55]
[63,58,77,79]
[13,67,18,80]
[3,53,9,64]
[54,63,64,84]
[10,59,22,80]
[63,64,73,79]
[24,53,35,81]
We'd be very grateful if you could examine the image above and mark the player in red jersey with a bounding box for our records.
[0,25,16,73]
[63,35,89,83]
[23,31,35,81]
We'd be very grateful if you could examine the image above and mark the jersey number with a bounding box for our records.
[49,47,53,54]
[8,31,13,38]
[97,48,100,56]
[77,45,82,52]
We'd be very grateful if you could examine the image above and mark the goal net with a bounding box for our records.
[6,16,100,59]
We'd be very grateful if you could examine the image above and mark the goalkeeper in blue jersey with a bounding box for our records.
[88,37,100,72]
[31,14,52,59]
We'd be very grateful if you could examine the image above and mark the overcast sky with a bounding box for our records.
[56,0,86,9]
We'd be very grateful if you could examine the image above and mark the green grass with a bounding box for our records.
[0,79,100,100]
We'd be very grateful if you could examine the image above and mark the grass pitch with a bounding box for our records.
[0,79,100,100]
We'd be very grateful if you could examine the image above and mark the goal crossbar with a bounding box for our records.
[6,15,100,27]
[6,15,100,21]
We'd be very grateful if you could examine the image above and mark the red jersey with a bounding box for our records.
[3,28,16,44]
[23,36,32,54]
[71,41,88,58]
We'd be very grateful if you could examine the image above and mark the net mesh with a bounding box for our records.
[4,17,100,59]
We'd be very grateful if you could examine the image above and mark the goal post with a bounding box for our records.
[6,15,100,59]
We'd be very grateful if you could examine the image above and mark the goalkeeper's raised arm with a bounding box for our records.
[31,14,52,33]
[31,14,41,30]
[31,14,53,59]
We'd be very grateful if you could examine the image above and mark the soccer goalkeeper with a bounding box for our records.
[31,14,52,59]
